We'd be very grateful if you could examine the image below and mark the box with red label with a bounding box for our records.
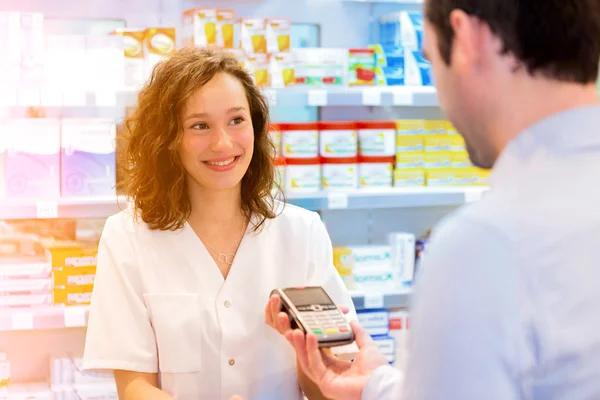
[348,49,375,86]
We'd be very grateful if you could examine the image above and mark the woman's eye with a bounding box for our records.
[191,123,209,130]
[230,117,244,125]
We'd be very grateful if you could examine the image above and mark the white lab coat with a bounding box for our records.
[83,202,357,400]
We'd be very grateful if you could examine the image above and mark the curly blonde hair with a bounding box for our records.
[119,48,280,232]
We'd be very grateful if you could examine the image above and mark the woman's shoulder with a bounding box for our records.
[267,200,321,231]
[102,208,160,242]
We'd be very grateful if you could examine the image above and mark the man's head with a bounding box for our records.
[423,0,600,168]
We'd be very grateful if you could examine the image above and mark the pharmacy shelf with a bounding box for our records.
[286,186,488,211]
[350,288,413,310]
[0,290,407,331]
[0,196,128,220]
[1,86,438,115]
[0,305,89,332]
[0,187,486,220]
[6,383,116,400]
[263,86,438,107]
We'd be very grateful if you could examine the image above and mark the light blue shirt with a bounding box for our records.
[363,105,600,400]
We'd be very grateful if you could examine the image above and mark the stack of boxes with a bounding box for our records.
[50,356,116,399]
[333,232,416,291]
[0,233,52,308]
[45,241,97,307]
[372,11,433,87]
[182,8,293,88]
[357,309,411,367]
[269,119,489,193]
[0,119,117,199]
[0,233,97,309]
[395,120,490,187]
[112,27,176,90]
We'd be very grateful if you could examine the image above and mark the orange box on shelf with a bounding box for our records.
[53,284,94,306]
[269,52,296,87]
[182,8,218,48]
[246,53,270,87]
[266,18,291,53]
[241,18,267,54]
[143,27,176,76]
[217,9,236,48]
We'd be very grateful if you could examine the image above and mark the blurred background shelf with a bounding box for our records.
[0,187,486,220]
[0,86,439,118]
[0,306,89,332]
[287,186,488,211]
[350,288,413,310]
[0,289,411,331]
[0,196,128,220]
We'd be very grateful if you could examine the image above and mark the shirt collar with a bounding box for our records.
[490,104,600,186]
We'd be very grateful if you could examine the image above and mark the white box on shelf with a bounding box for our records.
[373,335,396,364]
[0,119,6,198]
[45,35,87,91]
[388,232,416,285]
[0,12,21,87]
[19,12,44,86]
[4,119,61,199]
[86,35,125,91]
[357,310,390,336]
[61,119,117,197]
[389,310,410,370]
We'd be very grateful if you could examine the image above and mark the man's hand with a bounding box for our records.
[285,320,388,400]
[229,397,243,400]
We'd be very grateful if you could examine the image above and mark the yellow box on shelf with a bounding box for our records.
[53,285,94,306]
[450,134,466,152]
[451,151,473,168]
[395,152,425,169]
[394,168,426,187]
[424,151,452,169]
[427,167,490,186]
[423,120,446,135]
[395,119,425,135]
[333,247,354,289]
[424,134,451,152]
[396,134,424,152]
[445,121,459,135]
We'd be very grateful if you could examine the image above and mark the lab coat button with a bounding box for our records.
[228,358,235,366]
[224,301,232,308]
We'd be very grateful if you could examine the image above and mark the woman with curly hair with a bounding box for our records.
[82,48,357,400]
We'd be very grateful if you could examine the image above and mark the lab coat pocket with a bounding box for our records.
[144,293,203,373]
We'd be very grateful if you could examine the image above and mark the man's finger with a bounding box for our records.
[305,331,329,384]
[278,312,291,333]
[350,320,374,349]
[229,396,244,400]
[265,299,273,326]
[338,305,349,314]
[292,330,312,377]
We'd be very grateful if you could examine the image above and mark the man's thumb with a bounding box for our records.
[350,320,374,348]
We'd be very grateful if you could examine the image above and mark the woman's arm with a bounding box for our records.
[115,370,173,400]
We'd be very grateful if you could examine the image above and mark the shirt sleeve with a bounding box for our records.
[306,212,359,356]
[363,211,522,400]
[83,214,158,373]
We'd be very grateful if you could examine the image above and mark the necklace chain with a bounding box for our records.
[200,220,247,265]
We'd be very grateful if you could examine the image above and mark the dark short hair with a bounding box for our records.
[120,48,279,232]
[425,0,600,84]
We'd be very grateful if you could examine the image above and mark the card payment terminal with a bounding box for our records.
[271,286,355,348]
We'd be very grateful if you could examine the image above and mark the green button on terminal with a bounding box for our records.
[312,329,323,335]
